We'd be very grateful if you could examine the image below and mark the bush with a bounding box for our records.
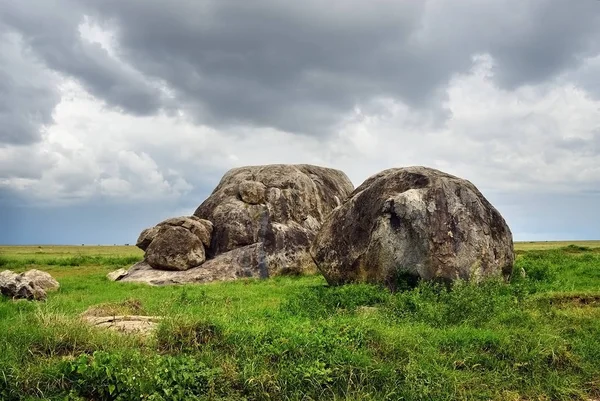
[387,280,525,328]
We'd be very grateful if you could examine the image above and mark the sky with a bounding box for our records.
[1,0,600,245]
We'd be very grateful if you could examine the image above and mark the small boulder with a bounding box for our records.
[136,226,160,251]
[107,268,129,281]
[311,167,514,289]
[0,269,59,300]
[145,226,206,271]
[21,269,60,291]
[137,216,213,251]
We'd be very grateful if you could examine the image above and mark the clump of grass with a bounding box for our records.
[156,317,224,353]
[281,283,391,318]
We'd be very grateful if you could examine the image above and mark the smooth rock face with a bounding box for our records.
[145,226,206,271]
[194,164,354,276]
[311,167,514,289]
[0,269,60,300]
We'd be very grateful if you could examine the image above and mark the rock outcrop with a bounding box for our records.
[194,164,354,276]
[0,269,60,300]
[112,164,354,284]
[311,167,514,289]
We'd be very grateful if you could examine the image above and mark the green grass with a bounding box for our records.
[0,244,600,400]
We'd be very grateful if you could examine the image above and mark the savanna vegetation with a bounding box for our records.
[1,242,600,400]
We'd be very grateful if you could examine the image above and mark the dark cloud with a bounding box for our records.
[0,30,59,145]
[82,0,600,134]
[2,0,599,136]
[0,1,164,118]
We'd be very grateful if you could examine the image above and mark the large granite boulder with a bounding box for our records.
[311,167,514,290]
[0,269,60,300]
[194,164,354,276]
[112,164,353,284]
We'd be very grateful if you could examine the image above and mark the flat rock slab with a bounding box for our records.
[83,315,162,334]
[113,244,264,285]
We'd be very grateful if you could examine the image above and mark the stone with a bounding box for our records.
[83,315,161,335]
[21,269,60,291]
[311,166,514,290]
[194,164,354,277]
[136,226,160,251]
[117,244,264,285]
[145,226,206,271]
[107,268,129,281]
[0,269,60,300]
[136,216,213,251]
[114,164,354,285]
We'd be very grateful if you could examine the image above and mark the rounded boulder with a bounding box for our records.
[311,166,515,289]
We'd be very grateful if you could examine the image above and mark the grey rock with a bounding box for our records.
[136,226,160,251]
[145,226,206,271]
[136,216,213,252]
[107,268,129,281]
[0,269,60,300]
[21,269,60,291]
[311,166,514,289]
[83,315,161,335]
[194,164,354,277]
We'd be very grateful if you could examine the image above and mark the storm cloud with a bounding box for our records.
[0,0,599,243]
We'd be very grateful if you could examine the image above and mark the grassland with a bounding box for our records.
[1,243,600,400]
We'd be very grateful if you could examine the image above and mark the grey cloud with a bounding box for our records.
[0,30,59,145]
[3,0,600,136]
[0,1,163,117]
[81,0,600,134]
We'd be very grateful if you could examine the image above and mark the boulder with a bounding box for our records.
[136,216,213,252]
[311,167,514,290]
[194,164,354,276]
[112,164,353,285]
[0,269,60,300]
[145,226,206,271]
[136,226,160,251]
[21,269,60,291]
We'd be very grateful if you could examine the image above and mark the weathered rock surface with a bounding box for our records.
[136,226,160,251]
[194,164,354,276]
[137,216,214,252]
[135,216,213,271]
[311,167,514,289]
[145,226,206,271]
[112,164,354,285]
[0,269,60,300]
[83,315,161,335]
